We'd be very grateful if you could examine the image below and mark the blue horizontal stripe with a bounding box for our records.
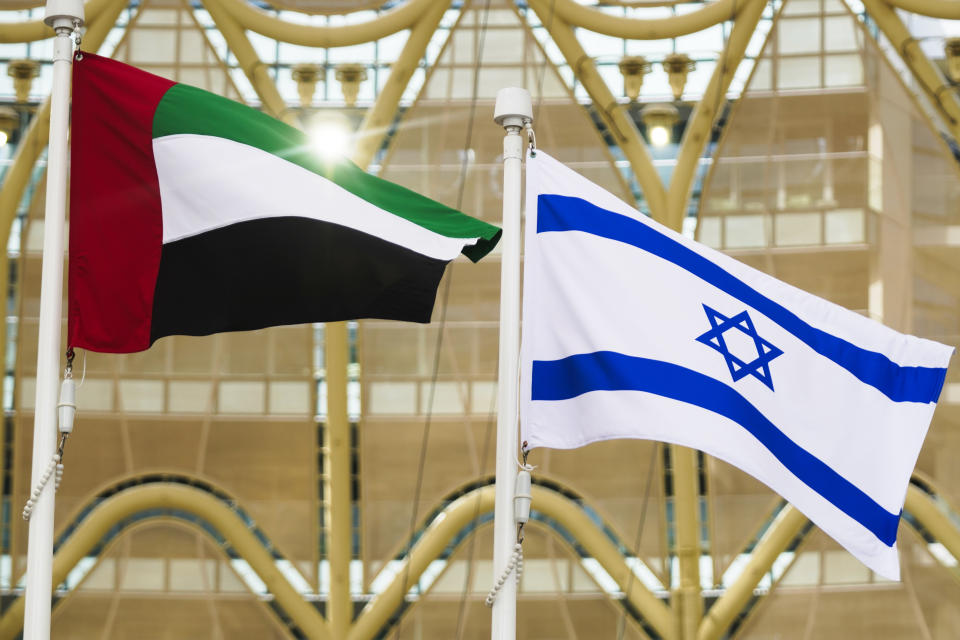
[537,194,948,404]
[532,351,900,546]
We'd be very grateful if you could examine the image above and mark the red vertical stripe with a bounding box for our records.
[68,54,174,353]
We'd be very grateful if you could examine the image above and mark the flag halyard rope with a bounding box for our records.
[393,3,495,637]
[22,350,76,521]
[486,445,534,607]
[485,543,523,607]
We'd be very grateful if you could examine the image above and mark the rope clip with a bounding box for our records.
[72,19,83,60]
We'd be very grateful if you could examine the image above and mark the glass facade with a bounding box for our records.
[0,0,959,637]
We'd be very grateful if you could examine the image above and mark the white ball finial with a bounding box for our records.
[494,87,533,128]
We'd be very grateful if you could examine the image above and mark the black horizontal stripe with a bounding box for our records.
[150,216,448,343]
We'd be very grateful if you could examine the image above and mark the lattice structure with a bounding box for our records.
[0,0,958,638]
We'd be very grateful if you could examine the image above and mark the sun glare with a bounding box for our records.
[309,116,353,161]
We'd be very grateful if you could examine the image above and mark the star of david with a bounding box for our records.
[695,304,783,391]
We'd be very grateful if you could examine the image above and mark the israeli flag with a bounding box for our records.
[520,151,953,580]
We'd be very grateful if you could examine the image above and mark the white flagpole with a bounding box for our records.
[23,2,82,638]
[491,87,532,640]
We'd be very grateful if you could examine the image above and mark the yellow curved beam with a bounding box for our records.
[350,484,674,640]
[665,0,766,231]
[211,0,433,48]
[527,1,667,220]
[903,484,960,567]
[696,504,806,640]
[0,483,329,640]
[0,0,117,43]
[885,0,960,19]
[0,2,45,10]
[861,0,960,143]
[0,481,670,640]
[548,0,739,40]
[203,0,293,123]
[352,0,451,169]
[520,486,674,638]
[698,482,960,640]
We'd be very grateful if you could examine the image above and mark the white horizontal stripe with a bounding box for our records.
[528,229,935,514]
[524,392,901,580]
[529,151,947,368]
[153,134,478,261]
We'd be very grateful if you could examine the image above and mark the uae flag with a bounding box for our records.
[69,54,501,353]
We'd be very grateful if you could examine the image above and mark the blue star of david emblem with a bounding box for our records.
[695,304,783,391]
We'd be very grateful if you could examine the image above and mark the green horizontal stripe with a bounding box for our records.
[152,84,500,262]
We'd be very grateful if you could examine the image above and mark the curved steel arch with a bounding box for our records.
[0,468,957,640]
[47,471,291,552]
[0,2,45,11]
[0,483,330,640]
[697,479,960,640]
[861,0,960,142]
[208,0,434,48]
[544,0,740,40]
[0,478,675,640]
[351,482,674,640]
[885,0,960,19]
[527,0,766,229]
[52,516,298,638]
[0,0,118,43]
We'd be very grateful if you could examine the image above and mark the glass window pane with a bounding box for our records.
[327,42,376,64]
[751,58,773,91]
[119,380,164,412]
[169,381,213,413]
[419,381,465,415]
[368,381,417,415]
[676,24,724,57]
[576,28,623,58]
[825,15,859,51]
[725,214,767,248]
[782,0,822,15]
[269,381,311,415]
[218,381,265,414]
[778,56,821,89]
[697,217,723,249]
[825,53,863,87]
[377,29,408,60]
[775,212,821,246]
[825,208,865,243]
[779,18,822,55]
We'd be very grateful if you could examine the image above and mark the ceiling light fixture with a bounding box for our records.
[663,53,696,102]
[0,106,19,148]
[292,63,323,109]
[641,103,679,148]
[335,63,367,108]
[618,56,651,102]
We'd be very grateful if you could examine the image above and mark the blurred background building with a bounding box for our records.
[1,0,960,638]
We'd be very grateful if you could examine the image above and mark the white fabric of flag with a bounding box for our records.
[520,151,954,580]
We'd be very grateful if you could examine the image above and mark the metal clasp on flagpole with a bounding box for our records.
[73,18,84,60]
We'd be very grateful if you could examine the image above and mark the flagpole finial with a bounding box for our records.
[494,87,533,129]
[43,0,84,30]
